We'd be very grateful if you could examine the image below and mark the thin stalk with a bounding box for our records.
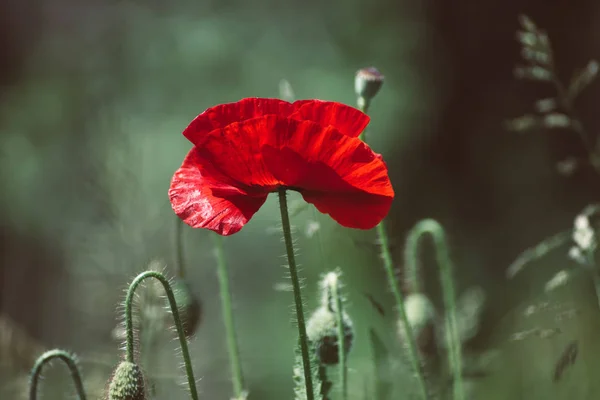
[330,275,348,400]
[377,221,429,400]
[278,188,315,400]
[213,234,245,398]
[358,100,429,400]
[125,271,199,400]
[29,349,87,400]
[407,219,464,400]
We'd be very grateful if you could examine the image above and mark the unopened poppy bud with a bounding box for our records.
[397,293,437,354]
[172,279,202,338]
[306,306,354,365]
[107,361,146,400]
[355,67,384,108]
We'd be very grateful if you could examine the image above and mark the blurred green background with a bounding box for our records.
[1,0,600,398]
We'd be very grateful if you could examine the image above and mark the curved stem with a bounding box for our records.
[377,221,430,400]
[330,275,348,400]
[174,216,186,278]
[125,271,199,400]
[213,233,245,397]
[407,219,464,400]
[29,349,87,400]
[278,188,314,400]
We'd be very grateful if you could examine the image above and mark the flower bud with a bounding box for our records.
[355,67,384,107]
[172,279,202,338]
[107,361,146,400]
[306,306,354,365]
[397,293,437,354]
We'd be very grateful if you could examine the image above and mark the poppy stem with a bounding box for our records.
[407,219,465,400]
[213,234,245,398]
[377,221,430,400]
[358,102,430,400]
[330,273,348,400]
[125,270,199,400]
[29,349,87,400]
[278,188,315,400]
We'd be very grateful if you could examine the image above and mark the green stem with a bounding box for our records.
[330,275,348,400]
[29,349,87,400]
[407,219,464,400]
[213,234,245,398]
[377,221,430,400]
[125,271,199,400]
[404,224,425,293]
[358,99,429,400]
[278,188,315,400]
[174,217,185,278]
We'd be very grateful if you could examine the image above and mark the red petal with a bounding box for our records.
[258,116,394,229]
[183,98,294,146]
[291,99,370,138]
[169,147,271,236]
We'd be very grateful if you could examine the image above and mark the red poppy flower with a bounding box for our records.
[169,98,394,236]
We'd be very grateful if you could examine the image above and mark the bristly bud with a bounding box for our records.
[306,307,353,365]
[355,67,384,109]
[172,279,202,338]
[307,272,354,365]
[107,361,146,400]
[397,293,437,354]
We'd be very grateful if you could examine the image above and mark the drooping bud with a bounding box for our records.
[307,271,354,365]
[107,361,146,400]
[355,67,384,111]
[397,293,437,354]
[172,279,202,338]
[306,307,354,365]
[569,204,600,266]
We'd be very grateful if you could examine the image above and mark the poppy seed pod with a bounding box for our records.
[306,306,354,365]
[172,279,202,338]
[107,361,146,400]
[355,67,384,104]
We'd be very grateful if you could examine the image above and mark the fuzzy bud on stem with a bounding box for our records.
[308,272,354,366]
[107,361,145,400]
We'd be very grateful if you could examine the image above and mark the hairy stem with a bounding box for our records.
[278,188,314,400]
[330,275,348,400]
[377,221,430,399]
[213,234,245,398]
[125,271,199,400]
[29,349,87,400]
[407,219,464,400]
[358,100,429,400]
